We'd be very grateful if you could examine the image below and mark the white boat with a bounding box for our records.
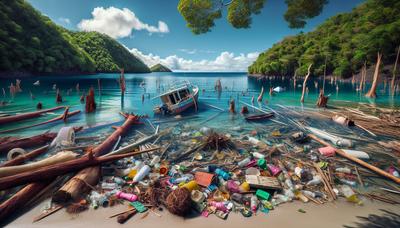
[153,81,199,115]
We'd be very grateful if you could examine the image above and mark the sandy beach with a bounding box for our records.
[6,198,399,228]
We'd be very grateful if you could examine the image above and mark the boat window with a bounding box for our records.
[169,94,176,104]
[179,89,189,100]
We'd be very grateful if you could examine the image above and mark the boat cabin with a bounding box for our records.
[160,87,191,105]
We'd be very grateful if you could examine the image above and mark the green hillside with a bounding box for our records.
[0,0,149,75]
[150,63,172,72]
[248,0,400,78]
[70,32,150,73]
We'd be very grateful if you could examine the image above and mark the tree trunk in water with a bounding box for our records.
[391,46,400,94]
[257,86,264,102]
[85,87,96,113]
[365,53,382,98]
[300,64,313,103]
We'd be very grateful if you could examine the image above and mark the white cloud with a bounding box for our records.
[178,49,216,55]
[129,48,259,72]
[78,7,169,38]
[58,17,71,24]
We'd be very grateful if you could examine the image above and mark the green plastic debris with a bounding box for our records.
[256,189,270,200]
[130,201,148,213]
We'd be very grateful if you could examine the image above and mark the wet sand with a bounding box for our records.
[6,198,399,228]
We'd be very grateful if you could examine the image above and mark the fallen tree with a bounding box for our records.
[0,147,160,191]
[0,133,56,155]
[52,113,144,203]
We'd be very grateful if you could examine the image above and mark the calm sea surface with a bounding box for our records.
[0,72,399,140]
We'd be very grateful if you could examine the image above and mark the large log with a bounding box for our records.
[0,106,65,125]
[0,151,77,178]
[308,134,400,184]
[52,113,142,203]
[0,109,80,134]
[52,166,100,203]
[0,145,49,168]
[0,181,51,223]
[0,147,159,190]
[0,133,56,155]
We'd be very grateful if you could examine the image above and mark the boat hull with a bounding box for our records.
[170,87,199,114]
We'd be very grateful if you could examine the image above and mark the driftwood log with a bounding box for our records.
[0,145,49,168]
[308,134,400,184]
[0,151,77,178]
[0,109,80,134]
[0,133,56,155]
[0,106,65,125]
[53,114,142,203]
[0,181,51,223]
[0,147,160,191]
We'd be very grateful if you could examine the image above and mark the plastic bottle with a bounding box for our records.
[250,195,259,212]
[227,180,240,193]
[113,177,125,185]
[210,201,228,212]
[336,139,353,148]
[238,157,251,167]
[150,156,161,167]
[101,182,118,190]
[267,164,282,176]
[116,191,138,202]
[257,158,267,170]
[181,180,198,192]
[122,161,143,176]
[231,193,243,203]
[239,181,250,192]
[252,152,265,159]
[340,185,362,205]
[215,168,230,180]
[336,167,352,174]
[306,175,322,186]
[340,179,357,187]
[132,165,151,183]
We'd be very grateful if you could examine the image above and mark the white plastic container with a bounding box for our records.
[133,165,151,183]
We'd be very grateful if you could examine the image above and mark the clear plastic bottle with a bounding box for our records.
[340,185,363,205]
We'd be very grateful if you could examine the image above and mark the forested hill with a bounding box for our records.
[70,32,150,73]
[150,63,172,72]
[248,0,400,78]
[0,0,150,75]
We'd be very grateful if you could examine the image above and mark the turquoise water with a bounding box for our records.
[0,72,399,139]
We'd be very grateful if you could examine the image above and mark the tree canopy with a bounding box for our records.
[248,0,400,78]
[178,0,329,34]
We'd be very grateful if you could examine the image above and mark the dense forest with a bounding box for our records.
[150,63,172,72]
[0,0,149,75]
[248,0,400,78]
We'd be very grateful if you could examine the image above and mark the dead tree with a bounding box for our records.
[365,52,382,98]
[391,45,400,94]
[300,64,313,103]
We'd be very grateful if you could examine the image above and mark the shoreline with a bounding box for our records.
[6,198,399,228]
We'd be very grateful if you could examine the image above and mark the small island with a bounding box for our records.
[150,63,172,72]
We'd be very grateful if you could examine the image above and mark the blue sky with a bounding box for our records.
[28,0,364,71]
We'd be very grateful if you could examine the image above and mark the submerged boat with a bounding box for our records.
[245,113,274,121]
[153,81,199,115]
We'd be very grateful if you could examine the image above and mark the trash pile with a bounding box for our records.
[1,112,400,225]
